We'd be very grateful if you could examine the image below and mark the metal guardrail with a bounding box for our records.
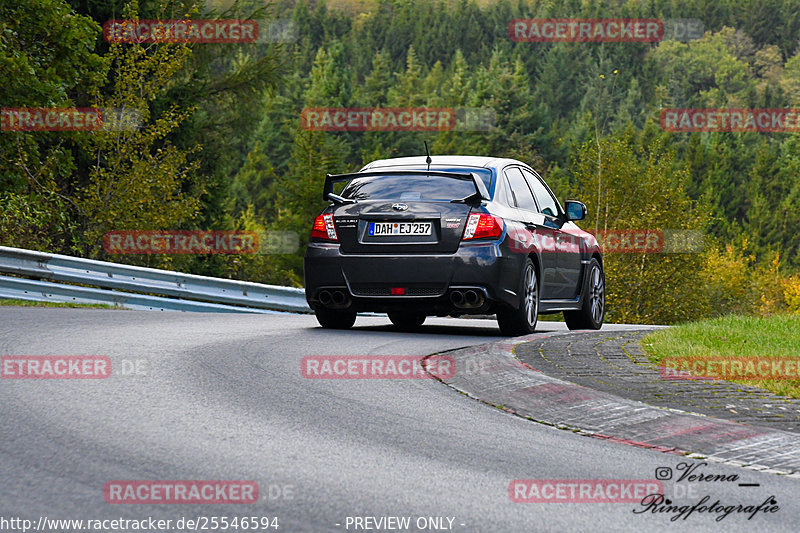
[0,246,311,313]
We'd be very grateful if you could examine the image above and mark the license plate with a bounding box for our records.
[368,222,432,236]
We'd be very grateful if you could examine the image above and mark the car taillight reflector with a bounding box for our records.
[311,214,338,241]
[462,214,504,240]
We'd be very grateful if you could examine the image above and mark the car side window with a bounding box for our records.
[504,167,537,212]
[522,168,559,217]
[499,175,516,206]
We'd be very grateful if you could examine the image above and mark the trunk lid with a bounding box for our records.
[334,201,472,254]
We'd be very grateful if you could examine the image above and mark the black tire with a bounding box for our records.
[388,311,426,331]
[496,258,539,336]
[564,258,605,330]
[314,308,357,329]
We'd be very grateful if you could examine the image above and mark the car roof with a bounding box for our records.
[361,155,529,172]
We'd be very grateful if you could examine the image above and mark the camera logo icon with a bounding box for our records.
[655,467,673,480]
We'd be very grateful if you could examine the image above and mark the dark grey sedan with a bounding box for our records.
[304,156,604,335]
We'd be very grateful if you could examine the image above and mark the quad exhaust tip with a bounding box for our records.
[449,290,465,306]
[332,290,348,306]
[464,289,482,306]
[450,289,485,309]
[318,289,351,309]
[318,290,333,306]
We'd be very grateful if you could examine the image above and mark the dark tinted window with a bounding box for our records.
[522,168,559,217]
[341,174,477,201]
[504,167,537,212]
[366,165,493,191]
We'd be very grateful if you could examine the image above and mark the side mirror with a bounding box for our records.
[564,200,586,221]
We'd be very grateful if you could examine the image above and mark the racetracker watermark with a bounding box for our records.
[661,108,800,133]
[509,19,664,42]
[256,19,298,43]
[300,107,495,132]
[594,229,703,253]
[104,481,258,504]
[662,19,704,42]
[1,107,143,132]
[508,228,702,254]
[2,108,100,131]
[301,355,455,379]
[1,356,149,379]
[104,230,255,254]
[103,19,257,43]
[594,229,664,253]
[104,230,298,255]
[660,357,800,381]
[509,480,663,503]
[1,356,111,379]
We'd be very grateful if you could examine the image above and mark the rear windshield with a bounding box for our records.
[341,167,493,201]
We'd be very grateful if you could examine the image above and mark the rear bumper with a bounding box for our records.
[304,241,517,314]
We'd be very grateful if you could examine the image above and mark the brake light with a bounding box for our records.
[462,214,504,240]
[311,213,338,241]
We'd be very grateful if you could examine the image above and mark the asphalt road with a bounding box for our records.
[1,308,798,532]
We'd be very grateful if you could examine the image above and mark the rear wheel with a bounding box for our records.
[564,258,604,330]
[497,258,538,336]
[314,308,357,329]
[388,311,426,331]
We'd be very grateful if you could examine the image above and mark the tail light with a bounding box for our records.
[311,213,338,241]
[462,213,504,240]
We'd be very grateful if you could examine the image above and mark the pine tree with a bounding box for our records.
[356,49,394,107]
[388,46,426,107]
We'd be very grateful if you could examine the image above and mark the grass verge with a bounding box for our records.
[0,298,121,309]
[642,314,800,398]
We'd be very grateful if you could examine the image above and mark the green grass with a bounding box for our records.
[0,298,122,309]
[642,315,800,398]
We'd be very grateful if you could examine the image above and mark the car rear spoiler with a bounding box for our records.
[323,170,490,203]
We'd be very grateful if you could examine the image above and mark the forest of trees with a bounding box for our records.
[3,0,800,323]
